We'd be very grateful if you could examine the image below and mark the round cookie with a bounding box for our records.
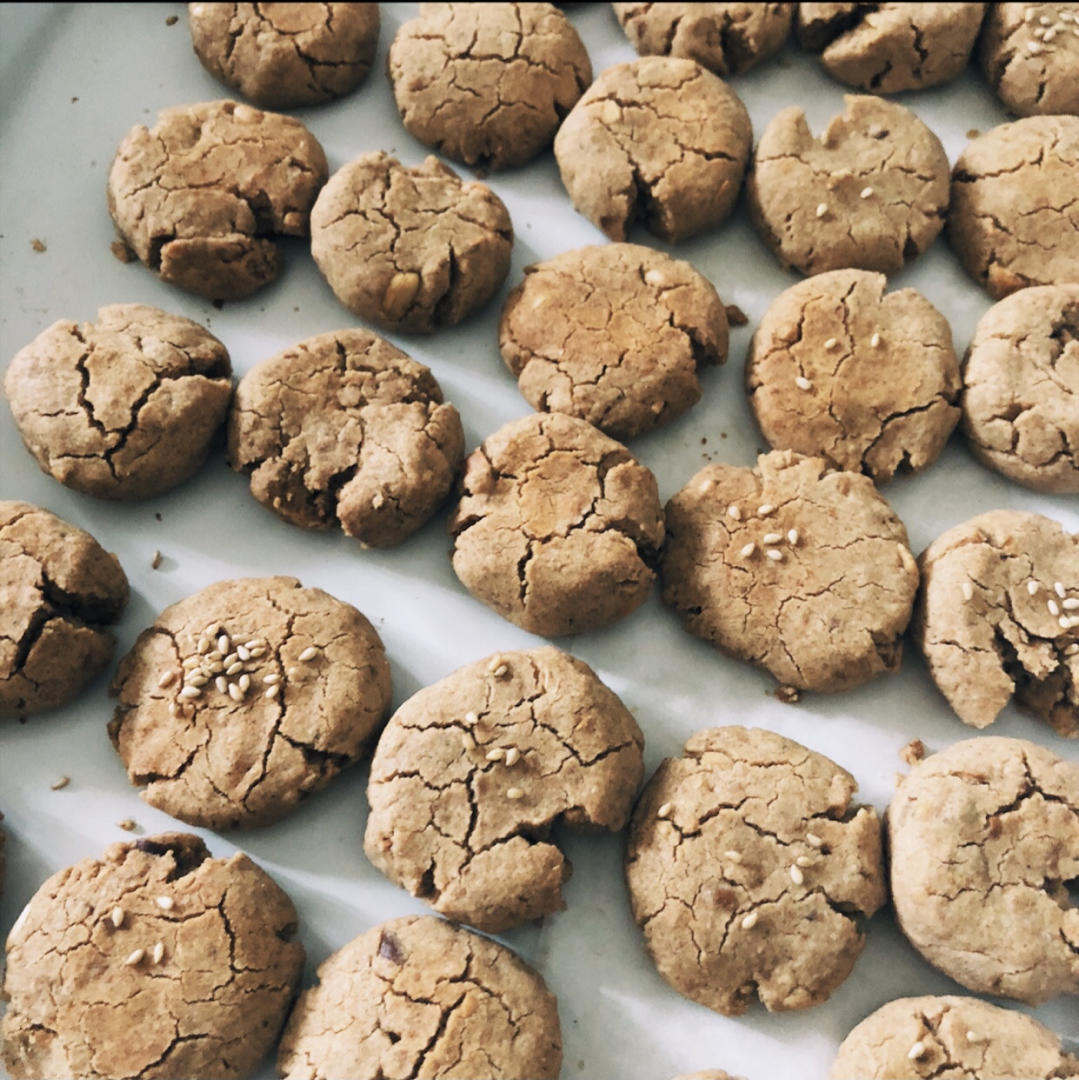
[661,450,919,693]
[109,576,392,829]
[949,116,1079,298]
[388,2,591,171]
[747,95,949,277]
[746,269,961,483]
[0,502,128,719]
[277,915,562,1080]
[309,152,513,334]
[448,412,665,637]
[5,304,232,500]
[798,3,986,92]
[1,833,303,1080]
[626,726,886,1015]
[961,285,1079,492]
[889,737,1079,1003]
[228,330,464,547]
[913,511,1079,737]
[108,99,328,300]
[499,244,729,440]
[188,2,379,109]
[365,647,644,932]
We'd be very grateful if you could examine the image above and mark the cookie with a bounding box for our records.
[889,737,1079,1003]
[107,100,328,300]
[554,57,752,243]
[913,511,1079,737]
[0,502,128,719]
[798,3,986,92]
[672,1073,741,1080]
[309,152,512,334]
[661,451,919,693]
[747,95,949,277]
[949,115,1079,298]
[961,284,1079,493]
[366,647,644,932]
[448,412,665,637]
[188,2,379,109]
[746,269,960,483]
[277,915,562,1080]
[109,576,392,829]
[499,244,729,440]
[228,330,464,547]
[1,833,303,1080]
[5,304,232,500]
[388,2,591,170]
[626,726,886,1015]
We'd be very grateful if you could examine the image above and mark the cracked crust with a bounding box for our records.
[498,243,729,440]
[107,99,328,300]
[365,647,644,933]
[388,2,591,171]
[661,450,919,693]
[746,269,960,483]
[961,284,1079,493]
[108,576,392,829]
[913,511,1079,736]
[626,726,886,1016]
[746,95,949,277]
[0,502,128,719]
[889,737,1079,1004]
[277,915,561,1080]
[228,329,464,547]
[188,2,379,109]
[309,152,513,334]
[949,115,1079,298]
[554,57,752,244]
[1,833,304,1080]
[448,412,665,637]
[5,304,233,500]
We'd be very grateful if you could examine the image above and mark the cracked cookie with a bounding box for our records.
[961,284,1079,493]
[889,737,1079,1003]
[554,57,752,243]
[309,152,513,334]
[188,2,379,109]
[448,412,665,637]
[0,502,128,719]
[109,576,392,829]
[0,832,304,1080]
[277,915,562,1080]
[913,510,1079,736]
[747,95,949,277]
[365,647,644,932]
[661,450,919,693]
[499,243,729,440]
[746,269,960,483]
[228,329,464,547]
[388,2,591,171]
[949,115,1079,298]
[626,726,886,1015]
[107,99,328,300]
[5,304,232,500]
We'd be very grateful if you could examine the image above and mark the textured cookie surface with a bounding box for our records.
[661,451,918,693]
[365,647,644,932]
[626,727,885,1015]
[5,304,232,499]
[228,330,464,547]
[0,833,303,1080]
[109,576,391,829]
[889,738,1079,1003]
[0,502,128,719]
[499,244,729,439]
[277,915,562,1080]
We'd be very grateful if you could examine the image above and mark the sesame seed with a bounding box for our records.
[156,896,174,910]
[961,582,974,601]
[493,664,510,679]
[223,652,240,668]
[699,478,714,494]
[215,676,228,694]
[824,337,838,350]
[486,748,506,761]
[248,645,266,658]
[806,832,823,847]
[179,685,201,700]
[110,907,125,928]
[1064,615,1079,629]
[790,864,804,885]
[505,747,521,766]
[217,634,231,655]
[1040,13,1052,24]
[860,186,873,199]
[197,637,211,654]
[238,674,251,692]
[464,711,478,725]
[226,662,244,676]
[263,673,280,684]
[158,670,178,689]
[762,532,782,545]
[298,646,319,662]
[1028,39,1044,51]
[727,505,742,520]
[124,948,145,967]
[966,1030,985,1043]
[182,656,202,670]
[506,787,524,800]
[787,529,799,546]
[185,672,209,687]
[908,1041,926,1060]
[1034,24,1048,37]
[1045,27,1057,39]
[815,202,828,218]
[870,332,882,347]
[766,549,784,562]
[236,645,251,662]
[741,911,759,929]
[724,850,743,863]
[205,660,224,675]
[1055,582,1067,598]
[372,492,385,509]
[740,542,757,558]
[758,504,775,516]
[1068,643,1079,655]
[1049,599,1061,616]
[1028,580,1040,595]
[152,942,165,965]
[244,639,262,650]
[796,855,813,868]
[228,683,245,703]
[795,375,813,391]
[1064,598,1079,610]
[657,802,673,819]
[265,684,280,699]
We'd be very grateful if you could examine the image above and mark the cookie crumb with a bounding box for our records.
[151,549,162,569]
[154,512,162,522]
[30,238,46,253]
[900,739,926,765]
[774,684,801,704]
[110,238,136,263]
[165,13,178,24]
[966,128,981,139]
[51,775,70,790]
[725,303,749,326]
[117,818,138,832]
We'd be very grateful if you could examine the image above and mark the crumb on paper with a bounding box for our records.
[154,512,162,522]
[31,238,46,253]
[51,775,70,791]
[117,818,139,832]
[721,431,728,439]
[774,684,800,704]
[212,299,224,310]
[700,436,707,445]
[966,128,980,139]
[725,303,749,327]
[110,239,136,263]
[165,13,178,25]
[151,549,163,570]
[900,738,926,765]
[70,96,79,104]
